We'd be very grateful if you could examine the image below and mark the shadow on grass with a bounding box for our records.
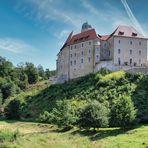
[71,125,144,141]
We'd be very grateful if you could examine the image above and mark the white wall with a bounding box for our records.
[114,36,148,66]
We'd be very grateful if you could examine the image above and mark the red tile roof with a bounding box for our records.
[68,29,100,45]
[101,35,110,41]
[113,25,145,38]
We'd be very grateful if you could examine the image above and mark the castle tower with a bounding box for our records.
[81,22,92,32]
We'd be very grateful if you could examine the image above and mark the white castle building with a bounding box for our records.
[56,22,148,83]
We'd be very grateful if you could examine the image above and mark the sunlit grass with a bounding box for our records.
[0,121,147,148]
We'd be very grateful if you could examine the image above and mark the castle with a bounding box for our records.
[56,22,148,83]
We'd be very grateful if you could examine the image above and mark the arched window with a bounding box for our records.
[118,58,121,65]
[74,60,76,65]
[130,58,132,65]
[88,57,91,63]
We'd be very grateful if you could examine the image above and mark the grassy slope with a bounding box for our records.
[11,71,147,122]
[0,121,147,148]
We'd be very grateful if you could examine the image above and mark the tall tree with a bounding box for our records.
[25,62,39,84]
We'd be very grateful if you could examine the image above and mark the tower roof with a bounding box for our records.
[81,22,92,32]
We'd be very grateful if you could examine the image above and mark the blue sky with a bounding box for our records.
[0,0,148,70]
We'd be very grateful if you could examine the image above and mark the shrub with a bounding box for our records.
[0,129,20,142]
[45,100,78,129]
[4,99,21,119]
[110,95,137,128]
[78,100,109,130]
[38,111,51,123]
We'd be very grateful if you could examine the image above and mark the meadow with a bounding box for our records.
[0,121,147,148]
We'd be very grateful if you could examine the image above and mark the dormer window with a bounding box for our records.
[132,32,137,36]
[118,31,124,35]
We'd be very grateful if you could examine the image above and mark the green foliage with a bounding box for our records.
[110,95,137,127]
[0,129,20,142]
[45,69,56,79]
[37,65,45,80]
[38,111,51,123]
[78,100,109,129]
[3,66,148,128]
[5,99,21,119]
[0,90,3,106]
[48,101,77,128]
[25,62,39,84]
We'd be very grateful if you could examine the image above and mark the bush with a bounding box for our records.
[110,95,137,128]
[0,129,20,142]
[38,111,51,123]
[78,100,109,130]
[4,99,21,119]
[40,100,78,129]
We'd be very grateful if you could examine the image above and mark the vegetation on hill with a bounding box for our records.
[2,68,147,130]
[0,56,55,106]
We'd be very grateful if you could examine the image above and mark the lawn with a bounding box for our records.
[0,121,147,148]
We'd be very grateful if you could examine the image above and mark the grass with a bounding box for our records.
[101,71,126,81]
[0,121,147,148]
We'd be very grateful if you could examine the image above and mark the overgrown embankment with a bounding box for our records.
[4,69,147,129]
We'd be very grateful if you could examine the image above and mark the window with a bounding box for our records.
[82,43,83,47]
[118,49,121,54]
[130,58,132,64]
[119,40,120,44]
[89,42,91,45]
[74,53,76,57]
[75,45,76,49]
[109,50,110,56]
[139,42,141,46]
[89,49,91,54]
[71,46,73,50]
[88,57,91,63]
[118,58,121,65]
[139,50,141,55]
[74,60,76,65]
[70,54,72,58]
[96,48,99,52]
[81,58,83,63]
[96,55,99,60]
[70,61,72,66]
[130,41,132,45]
[130,49,132,55]
[81,51,84,56]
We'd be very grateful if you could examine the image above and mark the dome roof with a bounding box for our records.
[81,22,92,31]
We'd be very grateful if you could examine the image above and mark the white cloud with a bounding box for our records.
[80,0,131,32]
[121,0,145,35]
[17,0,82,28]
[0,38,37,54]
[55,29,71,39]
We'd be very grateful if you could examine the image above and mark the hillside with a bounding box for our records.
[5,69,148,125]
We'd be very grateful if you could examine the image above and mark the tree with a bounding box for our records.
[110,95,137,128]
[37,65,45,80]
[25,62,39,84]
[45,69,56,79]
[45,100,78,129]
[78,100,109,130]
[0,56,13,77]
[0,90,3,106]
[5,99,21,119]
[1,82,17,101]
